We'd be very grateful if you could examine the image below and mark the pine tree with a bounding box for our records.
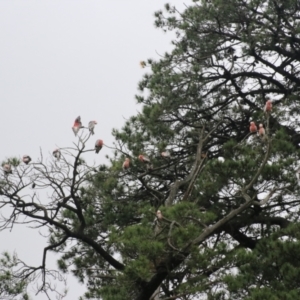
[1,0,300,299]
[0,252,29,300]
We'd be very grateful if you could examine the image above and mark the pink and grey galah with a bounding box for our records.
[22,155,31,165]
[53,149,61,160]
[156,210,163,220]
[88,121,97,135]
[264,98,272,113]
[258,124,265,137]
[3,164,12,175]
[95,139,103,153]
[72,116,83,136]
[138,154,151,164]
[122,158,130,170]
[249,122,257,133]
[161,151,171,158]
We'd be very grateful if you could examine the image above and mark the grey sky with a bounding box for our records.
[0,1,190,299]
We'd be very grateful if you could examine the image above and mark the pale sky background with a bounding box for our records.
[0,1,191,299]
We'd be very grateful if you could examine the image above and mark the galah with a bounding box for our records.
[88,121,97,135]
[258,124,265,137]
[249,122,257,133]
[3,164,12,175]
[72,116,83,136]
[53,149,61,161]
[138,154,151,164]
[95,139,103,154]
[264,98,272,113]
[154,210,163,235]
[122,158,130,170]
[161,151,171,158]
[156,210,163,220]
[22,155,31,165]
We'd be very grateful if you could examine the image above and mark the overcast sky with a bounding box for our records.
[0,1,191,299]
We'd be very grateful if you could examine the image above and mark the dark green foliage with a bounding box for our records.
[0,252,29,300]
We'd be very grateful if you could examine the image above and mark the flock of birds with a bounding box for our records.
[249,98,272,136]
[2,99,273,220]
[2,99,272,175]
[52,117,104,161]
[1,117,104,176]
[1,116,172,176]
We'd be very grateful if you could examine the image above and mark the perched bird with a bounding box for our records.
[154,210,163,235]
[3,164,12,175]
[140,61,146,68]
[72,116,83,136]
[22,155,31,165]
[138,154,151,164]
[95,139,103,154]
[161,151,171,158]
[53,149,61,160]
[258,124,265,137]
[32,182,36,189]
[249,122,257,133]
[122,158,130,170]
[156,210,163,220]
[139,154,153,170]
[88,121,97,135]
[264,98,272,113]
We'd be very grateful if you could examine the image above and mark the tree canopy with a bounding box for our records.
[1,0,300,299]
